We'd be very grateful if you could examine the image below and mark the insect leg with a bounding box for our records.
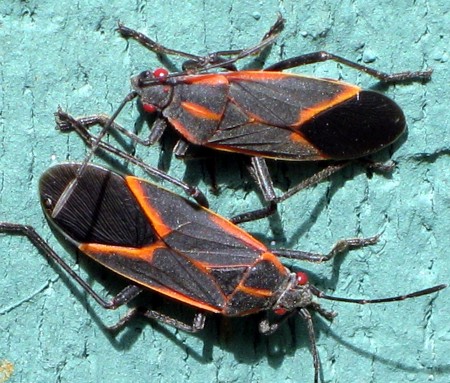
[272,235,380,263]
[173,138,191,158]
[0,223,143,309]
[258,311,296,335]
[56,112,169,146]
[230,160,349,224]
[227,157,278,223]
[117,15,284,72]
[248,157,277,202]
[117,23,201,61]
[55,110,209,207]
[265,51,432,83]
[109,308,206,333]
[298,307,321,383]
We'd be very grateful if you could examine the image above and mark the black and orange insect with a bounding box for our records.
[58,16,432,220]
[0,163,444,383]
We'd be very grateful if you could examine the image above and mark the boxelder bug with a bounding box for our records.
[0,163,445,383]
[58,15,432,221]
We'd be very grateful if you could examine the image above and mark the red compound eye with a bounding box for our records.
[274,308,287,316]
[142,103,157,113]
[153,67,169,81]
[296,271,309,285]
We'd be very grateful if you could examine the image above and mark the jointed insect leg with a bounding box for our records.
[109,307,206,333]
[1,222,208,333]
[272,235,380,263]
[275,162,350,204]
[265,51,432,83]
[117,23,201,62]
[248,157,278,202]
[230,201,277,225]
[308,301,337,321]
[298,307,321,383]
[55,110,209,207]
[234,156,396,224]
[57,112,169,147]
[173,138,191,158]
[231,158,349,224]
[117,15,284,72]
[260,305,330,383]
[259,311,296,335]
[0,223,143,309]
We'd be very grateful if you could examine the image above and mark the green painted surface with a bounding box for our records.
[1,1,449,382]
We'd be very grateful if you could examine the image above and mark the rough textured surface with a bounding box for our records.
[1,1,449,382]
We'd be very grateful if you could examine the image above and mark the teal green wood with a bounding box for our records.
[1,0,449,382]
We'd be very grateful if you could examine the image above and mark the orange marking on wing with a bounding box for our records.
[80,241,224,313]
[181,101,222,121]
[79,241,166,262]
[260,252,288,275]
[224,71,361,126]
[151,253,226,312]
[237,284,274,298]
[224,71,291,82]
[182,73,229,86]
[289,131,326,159]
[149,285,223,313]
[295,85,360,126]
[204,142,288,159]
[208,214,268,252]
[168,118,202,144]
[125,177,172,237]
